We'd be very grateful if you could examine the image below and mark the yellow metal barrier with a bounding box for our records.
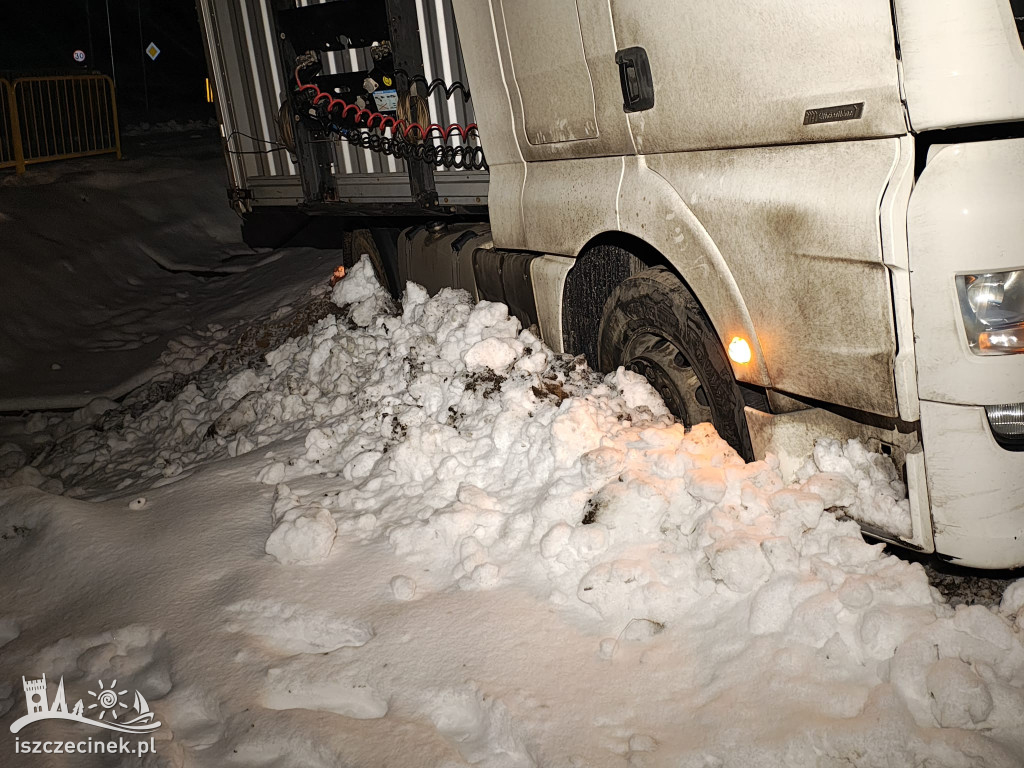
[0,75,121,174]
[0,79,25,173]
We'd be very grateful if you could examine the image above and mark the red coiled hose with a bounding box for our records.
[295,66,477,141]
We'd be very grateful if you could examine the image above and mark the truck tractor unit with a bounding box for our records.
[198,0,1024,568]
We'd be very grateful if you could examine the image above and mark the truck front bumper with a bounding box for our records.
[917,400,1024,569]
[908,137,1024,569]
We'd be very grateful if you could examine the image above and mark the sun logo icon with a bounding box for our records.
[86,680,129,721]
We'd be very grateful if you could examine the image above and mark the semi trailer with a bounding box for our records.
[197,0,1024,568]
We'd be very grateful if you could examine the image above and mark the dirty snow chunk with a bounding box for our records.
[211,390,261,437]
[926,657,994,727]
[224,600,372,653]
[613,367,670,417]
[70,396,118,427]
[161,334,217,374]
[263,668,388,719]
[621,619,664,642]
[598,638,618,659]
[331,255,379,305]
[429,688,535,768]
[1000,578,1024,619]
[707,536,771,593]
[748,576,799,635]
[629,734,658,753]
[25,412,49,433]
[258,461,287,485]
[464,336,523,371]
[837,576,874,610]
[0,465,63,495]
[158,686,225,748]
[461,562,501,590]
[265,507,337,565]
[540,523,572,559]
[463,299,520,343]
[686,466,728,503]
[953,603,1017,652]
[768,489,825,528]
[801,472,857,508]
[798,438,912,538]
[0,443,26,475]
[858,604,938,660]
[331,255,391,327]
[31,625,172,699]
[390,575,417,601]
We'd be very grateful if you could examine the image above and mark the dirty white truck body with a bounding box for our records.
[408,0,1022,568]
[200,0,1023,568]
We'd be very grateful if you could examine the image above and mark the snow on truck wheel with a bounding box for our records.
[598,266,761,461]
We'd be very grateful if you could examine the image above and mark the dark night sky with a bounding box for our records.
[0,1,215,122]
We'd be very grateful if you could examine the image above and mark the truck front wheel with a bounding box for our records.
[597,266,757,460]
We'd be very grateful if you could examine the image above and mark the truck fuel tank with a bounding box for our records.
[397,223,492,300]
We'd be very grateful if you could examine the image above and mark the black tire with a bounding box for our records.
[598,266,757,460]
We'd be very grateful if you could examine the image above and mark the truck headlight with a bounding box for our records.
[955,270,1024,354]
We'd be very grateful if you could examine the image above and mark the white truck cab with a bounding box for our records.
[444,0,1024,568]
[198,0,1023,568]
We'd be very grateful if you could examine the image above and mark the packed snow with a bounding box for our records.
[0,135,337,410]
[796,439,914,538]
[1,258,1023,767]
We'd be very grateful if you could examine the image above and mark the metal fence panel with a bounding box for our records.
[0,75,120,173]
[0,79,25,173]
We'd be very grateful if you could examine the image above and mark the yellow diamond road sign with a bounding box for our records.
[146,43,160,61]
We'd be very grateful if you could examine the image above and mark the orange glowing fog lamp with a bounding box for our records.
[330,265,346,286]
[727,336,752,364]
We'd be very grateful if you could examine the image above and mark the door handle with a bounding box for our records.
[615,46,654,113]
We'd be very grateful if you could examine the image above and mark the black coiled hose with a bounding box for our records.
[394,69,471,102]
[344,130,488,172]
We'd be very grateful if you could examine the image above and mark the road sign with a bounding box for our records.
[73,50,86,63]
[145,43,161,61]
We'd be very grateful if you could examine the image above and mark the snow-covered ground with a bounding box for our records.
[0,134,336,410]
[2,257,1023,767]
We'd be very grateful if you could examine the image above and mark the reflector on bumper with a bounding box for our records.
[987,402,1024,448]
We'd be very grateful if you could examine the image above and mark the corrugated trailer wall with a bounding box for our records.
[197,0,488,208]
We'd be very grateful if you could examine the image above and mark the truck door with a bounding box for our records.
[606,0,906,151]
[603,0,913,417]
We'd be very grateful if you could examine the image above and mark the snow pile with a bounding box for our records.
[3,258,1024,766]
[260,262,1024,763]
[3,299,336,497]
[796,438,913,537]
[1002,581,1024,631]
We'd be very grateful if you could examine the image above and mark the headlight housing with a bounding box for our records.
[955,270,1024,355]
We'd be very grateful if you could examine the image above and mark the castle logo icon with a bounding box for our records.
[10,674,161,735]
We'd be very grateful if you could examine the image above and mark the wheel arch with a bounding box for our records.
[566,224,771,388]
